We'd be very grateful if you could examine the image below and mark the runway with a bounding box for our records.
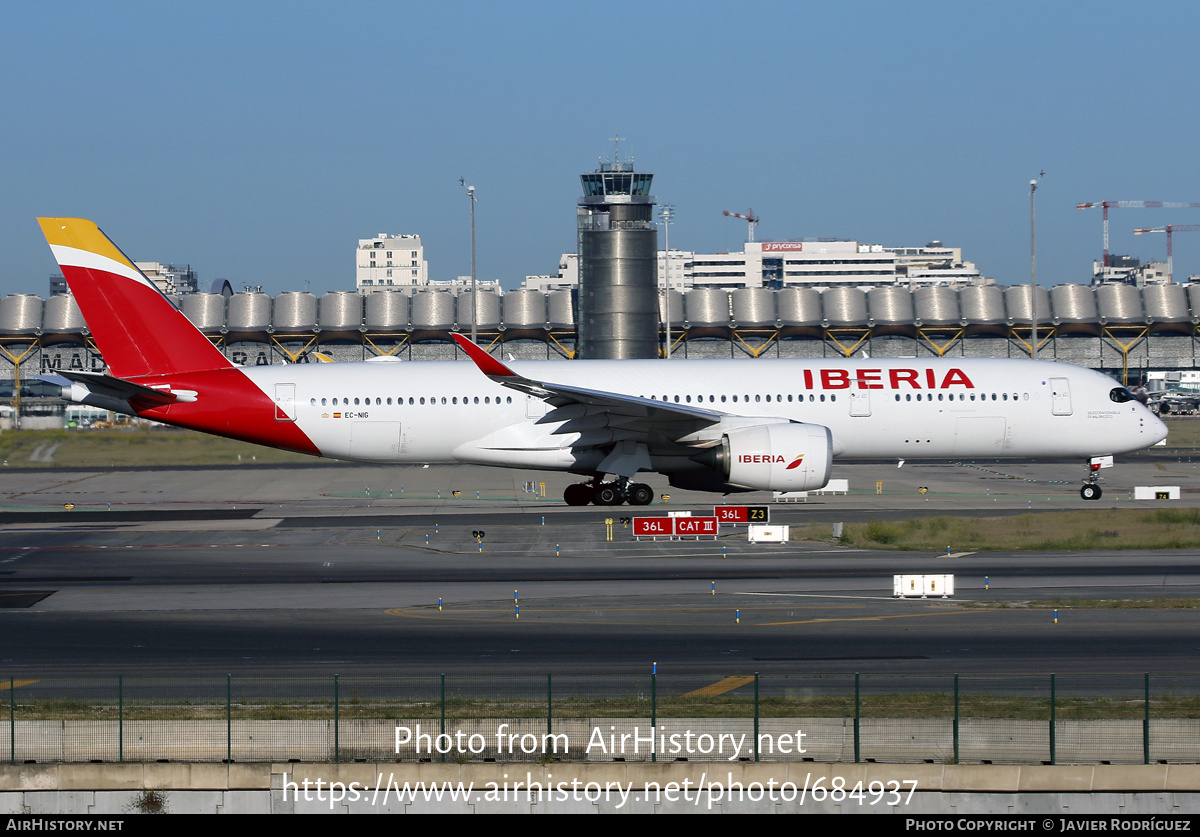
[2,448,1199,678]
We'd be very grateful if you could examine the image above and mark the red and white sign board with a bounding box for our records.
[633,517,674,537]
[633,516,719,539]
[713,506,770,524]
[674,516,718,537]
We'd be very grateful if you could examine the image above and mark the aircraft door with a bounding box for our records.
[1049,378,1072,416]
[850,391,871,417]
[274,383,297,421]
[526,394,547,419]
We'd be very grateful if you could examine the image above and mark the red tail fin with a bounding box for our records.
[38,218,232,379]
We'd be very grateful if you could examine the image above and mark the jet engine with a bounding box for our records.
[696,422,833,492]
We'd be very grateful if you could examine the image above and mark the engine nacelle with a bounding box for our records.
[718,423,833,492]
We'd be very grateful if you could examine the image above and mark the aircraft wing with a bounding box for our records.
[451,335,735,477]
[453,334,720,423]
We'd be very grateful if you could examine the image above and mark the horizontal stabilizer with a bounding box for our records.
[36,370,179,407]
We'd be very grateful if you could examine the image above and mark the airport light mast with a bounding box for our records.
[659,204,674,359]
[459,177,479,344]
[1031,171,1043,360]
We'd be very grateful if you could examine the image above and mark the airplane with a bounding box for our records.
[36,217,1168,505]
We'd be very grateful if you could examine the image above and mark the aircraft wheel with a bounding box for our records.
[594,484,623,506]
[1080,484,1102,501]
[564,484,593,506]
[628,483,654,506]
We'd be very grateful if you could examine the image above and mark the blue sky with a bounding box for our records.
[3,1,1199,296]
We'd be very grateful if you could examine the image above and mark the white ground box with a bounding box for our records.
[1134,485,1181,500]
[667,510,693,517]
[813,479,849,495]
[772,491,808,502]
[893,574,954,598]
[748,524,789,543]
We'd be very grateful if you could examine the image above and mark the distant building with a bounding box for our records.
[1091,256,1170,287]
[356,233,428,291]
[429,276,500,291]
[134,262,198,295]
[524,254,579,292]
[49,274,67,296]
[525,240,987,292]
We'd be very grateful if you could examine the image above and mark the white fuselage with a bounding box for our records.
[240,356,1166,471]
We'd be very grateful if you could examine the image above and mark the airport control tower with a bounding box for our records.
[577,152,658,359]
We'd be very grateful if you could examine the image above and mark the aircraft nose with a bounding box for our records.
[1149,411,1169,445]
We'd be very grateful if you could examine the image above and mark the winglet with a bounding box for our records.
[452,334,517,379]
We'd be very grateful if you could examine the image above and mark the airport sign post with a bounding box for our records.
[633,517,719,540]
[713,505,770,524]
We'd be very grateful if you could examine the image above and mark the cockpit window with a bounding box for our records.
[1109,387,1134,403]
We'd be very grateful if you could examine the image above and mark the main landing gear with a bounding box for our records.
[563,478,654,506]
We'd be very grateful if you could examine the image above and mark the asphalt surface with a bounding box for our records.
[1,446,1199,681]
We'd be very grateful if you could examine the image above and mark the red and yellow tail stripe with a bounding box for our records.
[38,217,232,379]
[39,218,162,295]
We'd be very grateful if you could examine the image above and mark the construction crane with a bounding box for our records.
[722,208,759,242]
[1077,201,1200,267]
[1134,224,1200,283]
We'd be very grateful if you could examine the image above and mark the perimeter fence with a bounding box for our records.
[4,672,1200,766]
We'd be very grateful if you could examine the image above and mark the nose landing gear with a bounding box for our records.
[1080,456,1109,500]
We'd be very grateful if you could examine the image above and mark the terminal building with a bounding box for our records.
[526,240,986,293]
[5,280,1200,402]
